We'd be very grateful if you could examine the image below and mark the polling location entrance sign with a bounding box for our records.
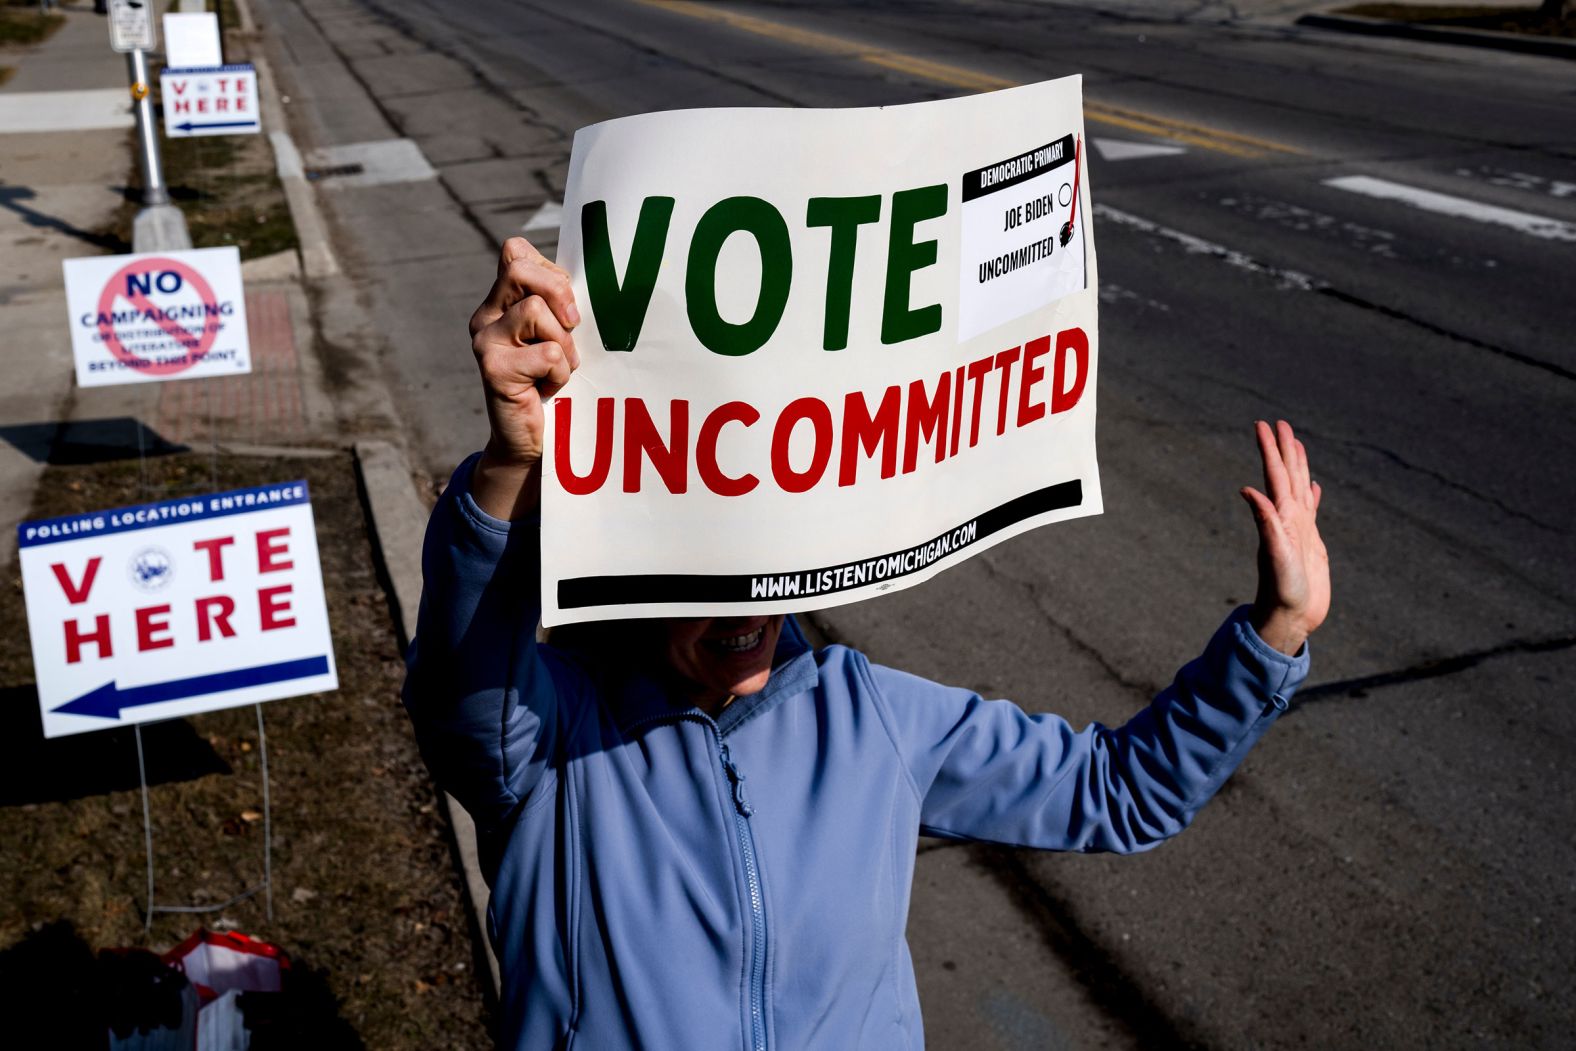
[160,65,261,138]
[542,75,1099,625]
[62,247,251,387]
[19,482,338,739]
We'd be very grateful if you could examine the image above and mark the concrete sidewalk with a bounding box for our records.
[1298,7,1576,60]
[0,7,136,560]
[1009,0,1534,23]
[1094,0,1576,60]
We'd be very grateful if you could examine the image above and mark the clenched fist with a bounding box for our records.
[468,237,582,520]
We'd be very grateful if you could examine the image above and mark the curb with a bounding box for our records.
[1297,12,1576,60]
[354,439,504,1000]
[231,0,341,279]
[239,248,301,283]
[252,54,341,281]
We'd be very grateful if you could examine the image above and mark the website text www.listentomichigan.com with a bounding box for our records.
[750,519,980,599]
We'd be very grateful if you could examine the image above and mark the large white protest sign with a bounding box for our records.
[543,76,1099,625]
[19,482,338,739]
[62,247,251,387]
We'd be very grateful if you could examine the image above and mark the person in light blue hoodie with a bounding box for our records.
[404,238,1331,1050]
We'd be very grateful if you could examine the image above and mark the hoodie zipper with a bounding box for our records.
[623,712,768,1051]
[719,738,767,1051]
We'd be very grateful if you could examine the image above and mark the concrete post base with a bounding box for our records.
[132,205,194,253]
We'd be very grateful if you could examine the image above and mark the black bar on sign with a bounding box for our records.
[556,479,1083,609]
[960,134,1076,202]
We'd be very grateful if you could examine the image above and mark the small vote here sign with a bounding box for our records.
[19,482,338,739]
[160,64,260,138]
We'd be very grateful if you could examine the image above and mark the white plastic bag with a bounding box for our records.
[162,930,291,1050]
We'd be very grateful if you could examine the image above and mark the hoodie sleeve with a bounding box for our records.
[401,454,566,830]
[869,607,1309,853]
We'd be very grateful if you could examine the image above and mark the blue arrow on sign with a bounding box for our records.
[175,120,259,133]
[53,656,331,720]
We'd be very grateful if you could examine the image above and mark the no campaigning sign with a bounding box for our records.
[160,65,260,137]
[18,482,338,739]
[62,247,251,387]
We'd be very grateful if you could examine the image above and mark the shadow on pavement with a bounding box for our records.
[0,418,187,466]
[0,183,130,254]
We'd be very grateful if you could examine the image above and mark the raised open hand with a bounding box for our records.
[1239,420,1330,656]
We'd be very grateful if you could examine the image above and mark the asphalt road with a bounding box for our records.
[254,0,1576,1046]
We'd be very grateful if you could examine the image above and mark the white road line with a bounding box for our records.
[1455,166,1576,201]
[1093,204,1318,291]
[1325,175,1576,243]
[0,89,134,134]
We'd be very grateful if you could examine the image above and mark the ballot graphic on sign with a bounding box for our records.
[957,135,1086,342]
[19,483,339,739]
[62,247,252,387]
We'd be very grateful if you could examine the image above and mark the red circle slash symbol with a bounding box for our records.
[95,257,223,377]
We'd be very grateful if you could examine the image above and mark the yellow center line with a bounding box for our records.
[1083,106,1263,159]
[635,0,1302,159]
[1088,101,1300,156]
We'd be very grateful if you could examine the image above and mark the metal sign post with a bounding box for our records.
[133,415,275,935]
[109,0,192,251]
[126,47,169,208]
[135,713,274,934]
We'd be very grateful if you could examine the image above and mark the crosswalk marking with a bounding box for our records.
[1324,175,1576,243]
[0,90,133,134]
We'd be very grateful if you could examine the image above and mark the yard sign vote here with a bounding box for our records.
[543,76,1099,625]
[20,483,338,739]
